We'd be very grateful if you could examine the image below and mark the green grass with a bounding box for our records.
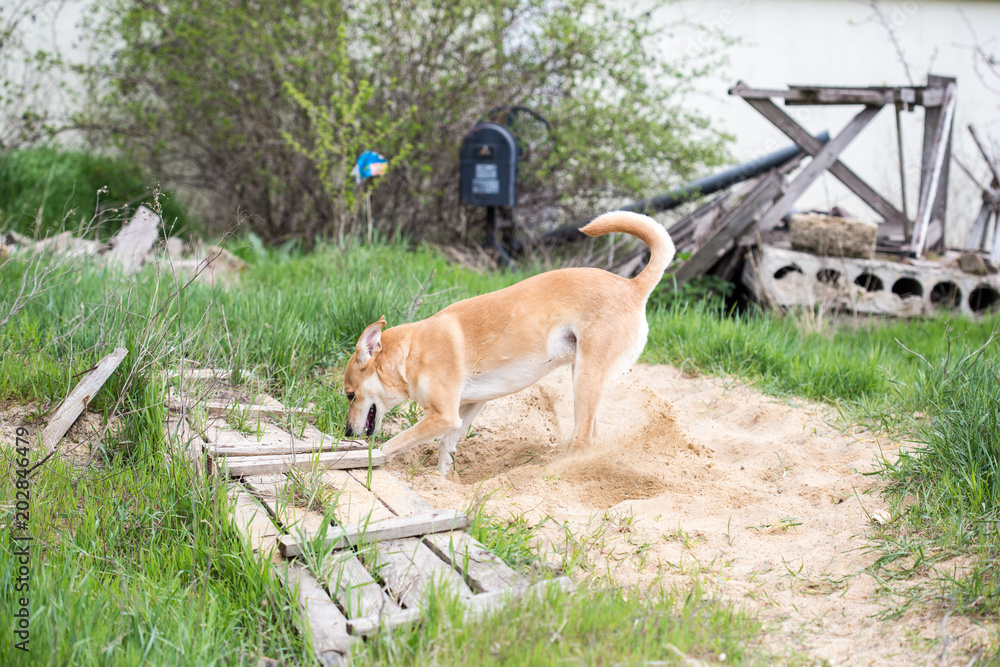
[356,581,760,665]
[0,147,197,239]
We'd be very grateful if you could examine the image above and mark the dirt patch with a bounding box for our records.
[388,363,994,665]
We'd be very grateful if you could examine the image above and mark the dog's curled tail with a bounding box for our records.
[580,211,676,296]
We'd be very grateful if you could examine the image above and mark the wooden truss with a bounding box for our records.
[729,75,957,258]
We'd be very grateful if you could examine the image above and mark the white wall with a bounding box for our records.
[645,0,1000,247]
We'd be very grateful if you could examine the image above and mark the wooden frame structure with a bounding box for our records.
[729,75,957,258]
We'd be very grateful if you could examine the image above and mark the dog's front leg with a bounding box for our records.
[435,401,486,474]
[382,410,462,462]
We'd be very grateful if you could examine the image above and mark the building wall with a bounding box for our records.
[645,0,1000,248]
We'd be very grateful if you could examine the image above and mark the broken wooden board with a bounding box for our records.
[106,205,160,274]
[279,510,469,558]
[41,347,128,452]
[221,449,385,477]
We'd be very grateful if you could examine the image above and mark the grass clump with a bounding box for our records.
[871,343,1000,616]
[358,582,758,665]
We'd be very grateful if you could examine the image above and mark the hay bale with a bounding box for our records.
[789,213,877,259]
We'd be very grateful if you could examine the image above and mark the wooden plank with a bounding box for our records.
[992,213,1000,266]
[965,203,993,252]
[912,83,957,257]
[106,205,159,274]
[226,484,282,561]
[464,576,575,619]
[672,174,781,287]
[206,422,368,457]
[743,98,908,228]
[346,468,434,515]
[375,537,475,608]
[346,609,421,636]
[41,347,128,452]
[968,124,1000,188]
[164,416,206,476]
[279,510,469,558]
[729,81,907,106]
[322,470,395,524]
[278,560,354,665]
[221,449,384,476]
[319,549,402,620]
[423,531,528,594]
[165,391,307,420]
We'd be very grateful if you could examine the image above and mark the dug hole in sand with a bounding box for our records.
[390,364,992,665]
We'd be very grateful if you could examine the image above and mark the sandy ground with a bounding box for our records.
[389,363,994,666]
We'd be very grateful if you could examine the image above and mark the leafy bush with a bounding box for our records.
[0,147,197,238]
[81,0,730,245]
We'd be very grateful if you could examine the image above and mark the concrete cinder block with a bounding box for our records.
[745,245,1000,317]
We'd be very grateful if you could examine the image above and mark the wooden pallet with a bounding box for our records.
[162,373,571,665]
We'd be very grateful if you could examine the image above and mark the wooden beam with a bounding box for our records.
[756,105,883,234]
[743,98,908,228]
[221,449,384,476]
[965,203,992,252]
[320,550,403,621]
[347,609,422,636]
[730,81,896,106]
[279,510,469,558]
[672,174,781,287]
[969,124,1000,188]
[41,347,128,452]
[912,83,957,257]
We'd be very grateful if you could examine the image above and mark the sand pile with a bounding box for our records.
[390,364,992,665]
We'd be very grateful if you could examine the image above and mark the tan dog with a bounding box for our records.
[342,211,675,473]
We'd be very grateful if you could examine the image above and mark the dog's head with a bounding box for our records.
[342,316,393,438]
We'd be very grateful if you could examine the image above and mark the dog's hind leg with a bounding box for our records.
[437,401,486,474]
[569,323,645,450]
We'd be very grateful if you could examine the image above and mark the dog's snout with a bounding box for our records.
[345,424,354,437]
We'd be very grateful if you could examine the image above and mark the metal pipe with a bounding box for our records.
[541,132,831,244]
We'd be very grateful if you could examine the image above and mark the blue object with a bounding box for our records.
[352,151,388,184]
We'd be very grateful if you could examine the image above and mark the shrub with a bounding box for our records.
[81,0,730,245]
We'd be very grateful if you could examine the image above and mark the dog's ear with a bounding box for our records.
[356,316,387,365]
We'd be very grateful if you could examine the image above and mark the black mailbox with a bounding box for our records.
[460,123,518,208]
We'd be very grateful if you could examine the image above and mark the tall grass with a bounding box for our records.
[0,147,197,238]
